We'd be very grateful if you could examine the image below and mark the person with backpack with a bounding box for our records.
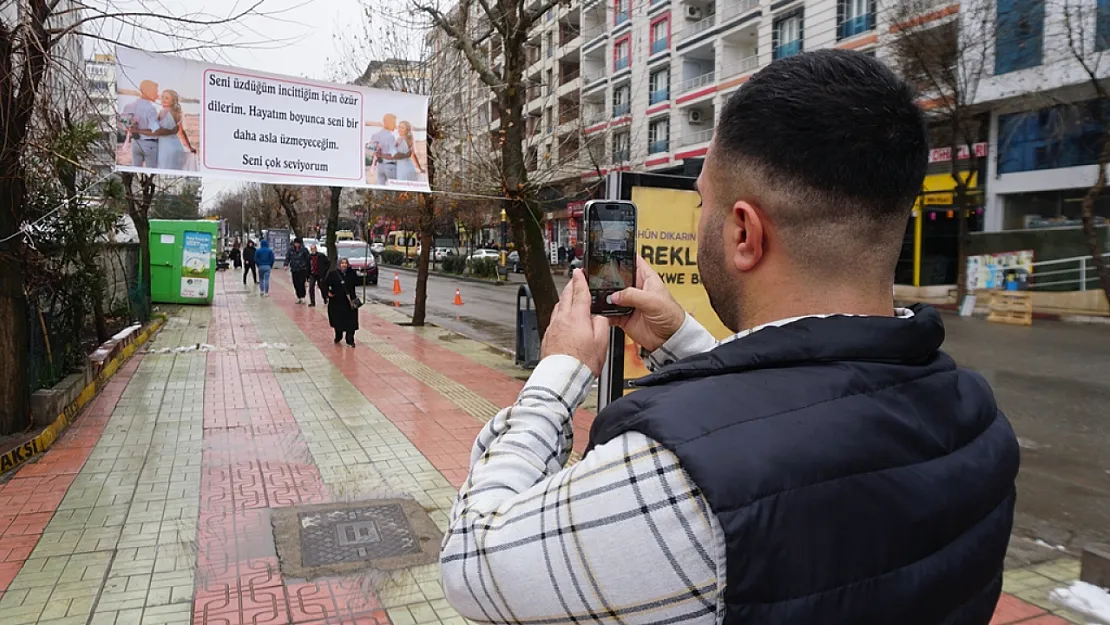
[254,239,275,297]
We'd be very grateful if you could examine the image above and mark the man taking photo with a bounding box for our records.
[439,50,1020,625]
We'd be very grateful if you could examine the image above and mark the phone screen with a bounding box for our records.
[587,202,636,315]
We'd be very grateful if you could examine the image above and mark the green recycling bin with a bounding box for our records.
[148,219,218,305]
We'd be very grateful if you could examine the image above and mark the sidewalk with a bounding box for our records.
[0,270,1086,625]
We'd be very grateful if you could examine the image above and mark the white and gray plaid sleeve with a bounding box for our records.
[641,314,721,372]
[441,355,727,625]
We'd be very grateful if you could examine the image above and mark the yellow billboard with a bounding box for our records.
[624,186,733,383]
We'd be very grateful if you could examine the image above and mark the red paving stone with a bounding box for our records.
[990,593,1049,624]
[0,356,140,594]
[193,279,384,625]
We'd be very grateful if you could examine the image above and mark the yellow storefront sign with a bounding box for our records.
[624,186,732,384]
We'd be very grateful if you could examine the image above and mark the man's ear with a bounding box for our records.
[733,201,765,272]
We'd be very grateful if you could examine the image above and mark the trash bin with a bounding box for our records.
[516,285,540,368]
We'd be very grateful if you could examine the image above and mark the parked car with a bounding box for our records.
[370,242,385,255]
[434,247,456,262]
[336,241,378,285]
[466,249,500,265]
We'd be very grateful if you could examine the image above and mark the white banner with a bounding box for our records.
[114,48,430,192]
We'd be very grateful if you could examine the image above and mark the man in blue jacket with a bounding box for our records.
[254,239,275,297]
[439,50,1020,625]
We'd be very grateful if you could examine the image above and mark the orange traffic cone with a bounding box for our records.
[453,288,463,306]
[392,273,402,295]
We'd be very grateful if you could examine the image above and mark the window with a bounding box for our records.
[546,32,554,58]
[998,101,1108,174]
[613,85,631,117]
[546,107,553,133]
[773,12,803,60]
[995,0,1044,74]
[1099,0,1110,51]
[615,0,630,24]
[547,69,554,95]
[837,0,874,40]
[649,68,670,104]
[649,118,670,154]
[650,17,670,54]
[614,35,631,71]
[613,130,631,163]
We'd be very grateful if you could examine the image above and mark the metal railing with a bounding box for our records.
[615,56,630,71]
[615,11,630,25]
[649,88,670,104]
[651,38,668,54]
[720,0,759,22]
[679,127,714,146]
[649,139,671,154]
[720,54,758,78]
[1028,253,1110,291]
[584,70,607,85]
[612,149,630,163]
[677,70,715,93]
[612,101,631,117]
[677,13,716,41]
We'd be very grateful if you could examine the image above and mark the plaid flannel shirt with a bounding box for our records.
[440,310,914,624]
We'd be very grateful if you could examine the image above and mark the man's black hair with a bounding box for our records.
[716,49,928,223]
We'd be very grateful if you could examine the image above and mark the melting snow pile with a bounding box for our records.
[145,343,290,354]
[1049,581,1110,625]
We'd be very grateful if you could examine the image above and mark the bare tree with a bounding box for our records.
[273,185,303,238]
[0,1,283,433]
[1054,0,1110,305]
[120,172,156,317]
[887,0,994,299]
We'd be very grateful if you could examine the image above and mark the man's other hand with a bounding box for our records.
[609,257,686,353]
[541,269,609,376]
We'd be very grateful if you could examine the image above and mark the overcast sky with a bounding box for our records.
[96,0,372,207]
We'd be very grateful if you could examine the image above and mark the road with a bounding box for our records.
[363,268,568,352]
[368,269,1110,560]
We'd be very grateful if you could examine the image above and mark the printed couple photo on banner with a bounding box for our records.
[116,69,200,173]
[366,113,428,188]
[113,48,431,192]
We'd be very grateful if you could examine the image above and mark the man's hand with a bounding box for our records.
[609,257,686,353]
[541,269,610,376]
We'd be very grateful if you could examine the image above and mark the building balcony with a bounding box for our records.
[612,149,631,163]
[612,102,631,117]
[677,13,716,42]
[720,0,759,21]
[720,55,758,78]
[649,88,670,104]
[615,56,630,71]
[837,13,874,40]
[615,11,630,25]
[649,139,671,154]
[677,71,715,94]
[679,127,713,146]
[651,38,668,55]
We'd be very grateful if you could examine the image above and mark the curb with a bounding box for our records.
[0,315,166,475]
[383,264,514,287]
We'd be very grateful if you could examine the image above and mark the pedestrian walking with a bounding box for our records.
[288,238,311,304]
[229,242,242,269]
[439,50,1019,625]
[308,245,330,307]
[325,258,359,347]
[254,239,275,297]
[242,240,257,285]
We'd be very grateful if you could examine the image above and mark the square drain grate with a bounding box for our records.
[272,499,441,579]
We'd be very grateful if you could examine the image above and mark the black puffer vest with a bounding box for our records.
[588,306,1019,625]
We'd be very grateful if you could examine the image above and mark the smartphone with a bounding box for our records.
[585,200,637,316]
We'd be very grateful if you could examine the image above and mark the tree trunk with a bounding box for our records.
[413,113,437,327]
[123,173,155,319]
[0,175,31,435]
[498,76,558,337]
[327,187,341,267]
[275,187,302,238]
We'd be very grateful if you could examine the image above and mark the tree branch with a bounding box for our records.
[415,1,502,89]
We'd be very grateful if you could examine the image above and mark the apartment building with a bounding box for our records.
[580,0,880,179]
[85,53,118,179]
[957,0,1110,234]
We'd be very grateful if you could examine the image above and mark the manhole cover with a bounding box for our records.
[272,499,441,579]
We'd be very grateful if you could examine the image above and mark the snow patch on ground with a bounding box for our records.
[145,342,290,354]
[1035,539,1068,552]
[1049,581,1110,625]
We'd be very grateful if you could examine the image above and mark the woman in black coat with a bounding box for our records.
[325,258,360,347]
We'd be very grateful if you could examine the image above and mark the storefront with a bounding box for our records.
[544,201,584,264]
[897,172,984,286]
